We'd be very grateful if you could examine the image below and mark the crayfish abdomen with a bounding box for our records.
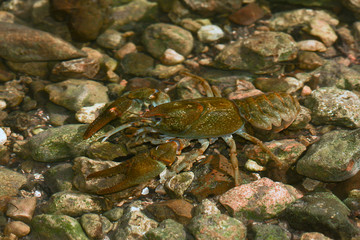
[143,97,245,138]
[234,92,300,132]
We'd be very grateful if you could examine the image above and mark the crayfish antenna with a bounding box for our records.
[96,122,134,142]
[179,71,215,98]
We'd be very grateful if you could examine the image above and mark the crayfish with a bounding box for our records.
[84,72,300,195]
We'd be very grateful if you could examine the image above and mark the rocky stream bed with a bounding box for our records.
[1,0,360,239]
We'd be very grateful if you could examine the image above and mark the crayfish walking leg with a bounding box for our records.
[222,135,240,186]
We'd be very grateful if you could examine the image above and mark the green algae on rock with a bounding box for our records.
[31,214,89,240]
[23,124,110,163]
[296,129,360,182]
[214,32,297,72]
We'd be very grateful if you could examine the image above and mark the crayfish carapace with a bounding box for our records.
[84,72,300,195]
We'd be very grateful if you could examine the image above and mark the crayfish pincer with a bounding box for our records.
[84,72,300,195]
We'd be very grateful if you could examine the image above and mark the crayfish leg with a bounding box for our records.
[222,135,241,186]
[236,131,281,167]
[171,139,210,173]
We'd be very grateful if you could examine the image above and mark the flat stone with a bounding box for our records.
[300,232,332,240]
[304,87,360,128]
[6,61,49,78]
[0,168,26,197]
[42,191,112,217]
[31,214,88,240]
[183,0,242,16]
[24,124,111,162]
[215,31,297,72]
[0,22,85,62]
[146,199,194,225]
[229,2,266,26]
[188,213,246,240]
[51,56,100,81]
[220,178,302,221]
[296,129,360,182]
[285,191,359,239]
[6,197,36,223]
[45,79,109,112]
[268,9,339,31]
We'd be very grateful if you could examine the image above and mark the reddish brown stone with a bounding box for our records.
[6,197,37,223]
[190,155,236,200]
[145,199,194,225]
[190,169,234,200]
[115,42,137,60]
[209,154,235,177]
[331,171,360,199]
[229,3,266,26]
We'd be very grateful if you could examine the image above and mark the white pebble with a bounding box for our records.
[197,25,224,42]
[76,103,106,123]
[245,159,266,172]
[141,187,149,195]
[0,127,7,145]
[34,190,42,198]
[160,48,185,65]
[0,100,6,110]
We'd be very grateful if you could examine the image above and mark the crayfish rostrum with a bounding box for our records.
[84,72,300,195]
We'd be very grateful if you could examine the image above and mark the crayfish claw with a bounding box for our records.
[88,142,179,195]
